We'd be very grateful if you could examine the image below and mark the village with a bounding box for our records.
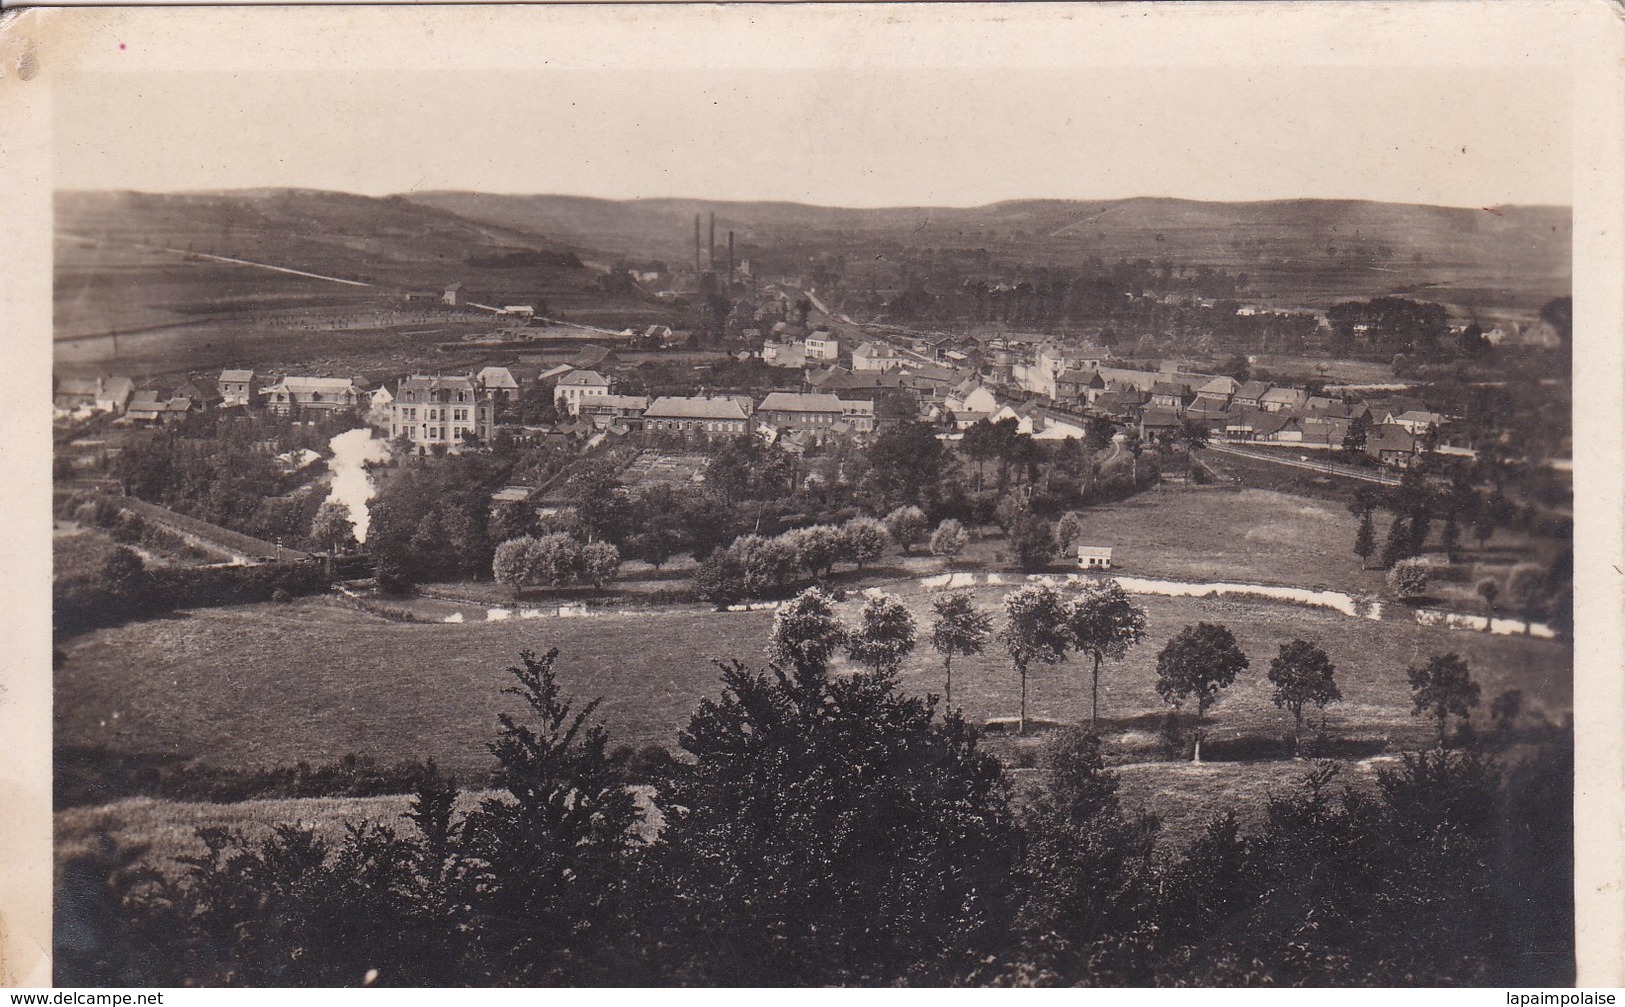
[49,201,1575,989]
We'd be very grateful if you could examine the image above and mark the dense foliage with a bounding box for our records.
[60,641,1573,987]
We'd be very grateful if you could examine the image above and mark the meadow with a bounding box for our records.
[57,582,1569,781]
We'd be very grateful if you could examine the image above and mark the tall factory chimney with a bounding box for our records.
[693,214,702,273]
[728,230,736,289]
[708,212,717,271]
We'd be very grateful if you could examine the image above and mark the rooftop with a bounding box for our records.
[645,395,752,421]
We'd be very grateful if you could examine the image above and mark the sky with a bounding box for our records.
[53,64,1572,209]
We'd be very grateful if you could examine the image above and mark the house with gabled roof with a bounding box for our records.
[1139,406,1184,437]
[218,369,258,406]
[476,366,522,399]
[1233,380,1273,410]
[853,341,906,373]
[757,392,874,436]
[1149,381,1194,413]
[554,370,612,416]
[1260,386,1309,414]
[1057,368,1106,403]
[1366,423,1422,468]
[1185,395,1231,425]
[1254,414,1305,444]
[173,377,224,411]
[1388,409,1447,436]
[805,330,839,362]
[125,390,195,424]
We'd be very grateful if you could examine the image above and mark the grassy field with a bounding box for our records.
[1040,483,1392,594]
[57,598,778,777]
[58,582,1569,778]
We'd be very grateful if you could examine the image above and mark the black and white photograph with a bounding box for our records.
[6,0,1623,989]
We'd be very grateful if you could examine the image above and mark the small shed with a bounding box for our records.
[1077,545,1114,570]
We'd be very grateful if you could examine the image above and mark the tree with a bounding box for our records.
[1475,576,1500,632]
[1387,559,1430,602]
[1490,688,1524,734]
[464,649,644,982]
[1013,727,1157,975]
[1471,508,1496,551]
[531,532,582,589]
[840,517,891,572]
[1154,622,1249,763]
[100,545,153,622]
[1001,584,1073,734]
[929,518,968,564]
[788,524,844,579]
[706,435,796,504]
[864,421,946,507]
[1346,485,1382,521]
[694,549,746,610]
[310,501,357,555]
[959,419,1001,492]
[493,535,541,596]
[1267,640,1341,741]
[1440,508,1461,563]
[578,541,621,590]
[1407,653,1481,747]
[766,587,850,679]
[884,506,930,556]
[1055,512,1086,554]
[847,593,917,674]
[1124,430,1145,483]
[732,534,798,598]
[1066,579,1149,730]
[1379,514,1411,568]
[1009,515,1056,572]
[1341,411,1372,461]
[929,591,993,709]
[649,658,1019,985]
[488,500,536,546]
[1505,563,1546,635]
[1353,511,1376,569]
[625,527,682,571]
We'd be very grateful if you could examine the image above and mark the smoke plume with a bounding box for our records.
[325,429,392,544]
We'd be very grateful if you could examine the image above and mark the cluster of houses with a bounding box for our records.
[750,327,1457,469]
[54,322,1457,469]
[551,367,876,445]
[921,339,1456,467]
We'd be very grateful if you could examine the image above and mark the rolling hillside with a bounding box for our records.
[408,192,1571,312]
[53,189,679,376]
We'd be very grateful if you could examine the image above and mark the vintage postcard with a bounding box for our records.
[2,0,1620,988]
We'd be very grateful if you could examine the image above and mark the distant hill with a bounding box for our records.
[56,188,601,290]
[407,192,1571,312]
[52,189,678,376]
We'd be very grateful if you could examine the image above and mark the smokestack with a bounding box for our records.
[708,212,716,271]
[728,230,736,287]
[694,214,701,273]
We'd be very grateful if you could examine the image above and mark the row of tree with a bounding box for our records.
[492,534,622,593]
[767,581,1503,761]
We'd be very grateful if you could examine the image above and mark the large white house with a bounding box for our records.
[390,374,495,453]
[853,341,906,373]
[554,370,612,416]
